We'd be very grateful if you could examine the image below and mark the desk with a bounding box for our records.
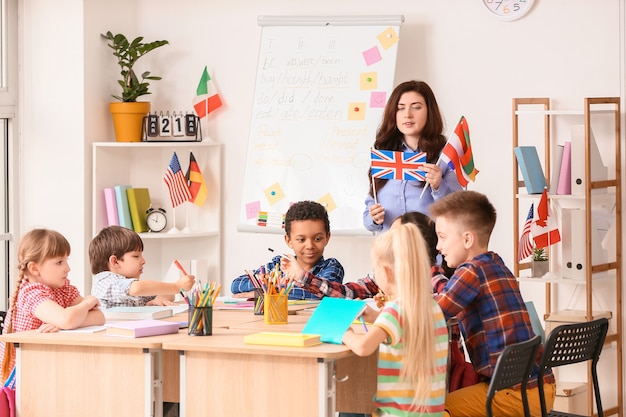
[0,306,377,417]
[162,330,355,417]
[0,329,188,417]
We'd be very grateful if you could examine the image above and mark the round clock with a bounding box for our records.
[482,0,535,21]
[146,207,167,232]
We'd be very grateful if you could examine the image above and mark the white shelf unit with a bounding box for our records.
[92,141,221,285]
[512,97,622,416]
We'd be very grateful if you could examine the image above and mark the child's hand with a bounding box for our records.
[280,255,304,282]
[361,306,380,324]
[83,295,101,310]
[147,295,175,306]
[177,274,195,291]
[37,323,60,333]
[373,291,386,309]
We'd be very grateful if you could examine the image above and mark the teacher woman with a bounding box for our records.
[363,80,462,232]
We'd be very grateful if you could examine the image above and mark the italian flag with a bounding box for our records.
[193,66,223,118]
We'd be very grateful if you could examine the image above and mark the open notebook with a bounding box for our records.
[301,297,366,344]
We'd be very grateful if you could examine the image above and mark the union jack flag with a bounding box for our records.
[370,149,427,181]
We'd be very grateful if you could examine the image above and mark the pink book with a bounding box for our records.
[104,319,179,338]
[103,187,119,226]
[556,141,571,195]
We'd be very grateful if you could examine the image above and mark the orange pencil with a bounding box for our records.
[174,259,188,275]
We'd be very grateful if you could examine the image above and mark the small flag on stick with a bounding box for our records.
[193,66,223,119]
[440,116,479,187]
[518,203,534,261]
[164,152,192,208]
[531,188,561,248]
[370,149,427,181]
[186,151,208,207]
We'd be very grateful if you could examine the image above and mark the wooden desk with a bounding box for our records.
[0,329,188,417]
[162,330,356,417]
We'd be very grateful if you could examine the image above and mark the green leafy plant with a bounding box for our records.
[101,31,169,102]
[533,246,548,262]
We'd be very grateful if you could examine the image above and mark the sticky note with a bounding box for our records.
[245,201,261,220]
[360,72,378,90]
[348,102,366,121]
[362,46,382,66]
[377,27,400,50]
[317,193,337,212]
[370,91,387,108]
[264,182,285,205]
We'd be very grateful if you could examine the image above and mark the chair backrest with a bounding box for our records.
[538,317,609,417]
[486,335,542,417]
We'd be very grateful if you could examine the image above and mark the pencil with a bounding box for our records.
[359,316,368,333]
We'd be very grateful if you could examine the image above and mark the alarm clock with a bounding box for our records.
[146,206,167,232]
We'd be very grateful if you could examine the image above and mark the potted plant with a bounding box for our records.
[102,31,169,142]
[531,246,549,277]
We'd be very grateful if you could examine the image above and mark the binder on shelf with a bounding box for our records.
[126,188,151,233]
[549,144,564,194]
[114,185,133,230]
[556,141,571,195]
[561,208,608,280]
[103,187,119,226]
[513,146,546,194]
[570,125,608,195]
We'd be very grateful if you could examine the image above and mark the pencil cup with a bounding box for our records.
[253,288,264,315]
[188,306,212,336]
[263,294,288,324]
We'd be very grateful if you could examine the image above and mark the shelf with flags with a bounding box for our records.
[92,140,222,285]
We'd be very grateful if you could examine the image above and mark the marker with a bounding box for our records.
[174,259,188,275]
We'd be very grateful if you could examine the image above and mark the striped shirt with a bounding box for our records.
[373,300,448,416]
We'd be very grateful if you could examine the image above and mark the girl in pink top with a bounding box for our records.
[0,229,105,383]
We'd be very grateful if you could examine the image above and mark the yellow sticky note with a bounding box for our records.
[264,182,285,205]
[348,102,366,121]
[317,193,337,212]
[377,27,399,50]
[360,72,378,91]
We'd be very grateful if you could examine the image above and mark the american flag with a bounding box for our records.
[518,203,534,261]
[370,149,427,181]
[164,152,192,208]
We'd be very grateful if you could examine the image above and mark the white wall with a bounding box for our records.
[19,0,622,290]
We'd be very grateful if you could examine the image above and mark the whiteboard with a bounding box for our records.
[239,15,403,235]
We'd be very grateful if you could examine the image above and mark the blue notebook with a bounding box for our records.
[114,185,133,229]
[301,297,366,344]
[514,146,547,194]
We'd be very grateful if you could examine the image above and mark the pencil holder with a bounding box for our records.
[253,288,264,315]
[188,306,212,336]
[263,294,288,324]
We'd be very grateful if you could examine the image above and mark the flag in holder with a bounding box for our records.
[164,151,192,208]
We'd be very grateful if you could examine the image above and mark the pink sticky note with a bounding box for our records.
[362,46,382,66]
[245,201,261,220]
[370,92,387,108]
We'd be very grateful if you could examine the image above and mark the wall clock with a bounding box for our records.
[482,0,535,21]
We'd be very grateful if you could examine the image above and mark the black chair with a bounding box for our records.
[486,335,542,417]
[538,317,609,417]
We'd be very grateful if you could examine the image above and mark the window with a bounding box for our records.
[0,0,18,312]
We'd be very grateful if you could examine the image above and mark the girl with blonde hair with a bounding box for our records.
[343,222,448,416]
[0,229,104,383]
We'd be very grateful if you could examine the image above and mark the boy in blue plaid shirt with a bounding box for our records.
[231,200,344,300]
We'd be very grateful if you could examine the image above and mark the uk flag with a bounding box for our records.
[370,149,427,181]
